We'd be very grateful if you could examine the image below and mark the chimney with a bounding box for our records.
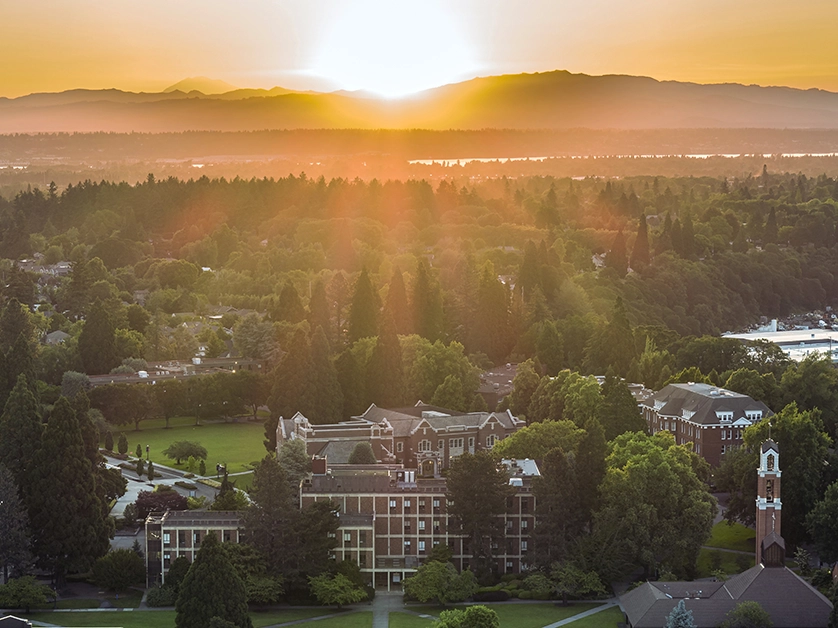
[311,455,327,475]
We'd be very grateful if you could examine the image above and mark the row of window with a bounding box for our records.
[389,498,443,510]
[395,435,498,453]
[162,530,235,546]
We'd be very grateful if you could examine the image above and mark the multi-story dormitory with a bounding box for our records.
[301,457,539,590]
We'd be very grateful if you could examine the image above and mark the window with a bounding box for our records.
[390,499,397,509]
[766,479,774,502]
[224,531,232,542]
[193,532,201,545]
[721,430,726,440]
[506,561,513,569]
[404,540,411,550]
[449,438,464,448]
[486,434,497,448]
[405,519,411,528]
[506,520,513,529]
[419,520,425,530]
[767,454,775,471]
[178,531,186,545]
[468,437,475,450]
[521,519,528,529]
[419,440,432,452]
[419,499,426,511]
[433,499,440,508]
[396,442,404,452]
[344,532,352,542]
[163,532,170,546]
[521,541,528,551]
[404,499,411,510]
[419,541,426,553]
[359,554,367,567]
[438,439,444,450]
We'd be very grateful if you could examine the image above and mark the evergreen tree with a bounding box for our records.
[384,267,411,335]
[598,375,647,440]
[536,322,563,376]
[266,329,313,451]
[5,334,36,403]
[764,207,778,244]
[365,314,405,408]
[275,281,306,323]
[335,349,366,419]
[630,214,650,268]
[665,599,697,628]
[473,261,511,363]
[680,214,696,258]
[348,442,377,464]
[306,326,343,424]
[78,299,118,375]
[307,280,332,344]
[0,464,32,582]
[0,375,42,496]
[605,230,628,277]
[583,297,636,377]
[532,449,583,568]
[347,268,380,343]
[412,259,444,342]
[104,431,114,452]
[175,533,252,628]
[0,299,34,355]
[576,418,607,525]
[29,397,110,583]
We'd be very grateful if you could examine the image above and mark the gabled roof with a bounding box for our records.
[621,565,832,628]
[643,383,773,426]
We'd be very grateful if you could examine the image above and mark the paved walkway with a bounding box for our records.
[541,599,619,628]
[371,592,406,628]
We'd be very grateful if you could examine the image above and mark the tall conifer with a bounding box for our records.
[366,314,405,408]
[0,374,42,496]
[30,397,109,582]
[412,259,444,342]
[630,213,650,268]
[347,268,380,343]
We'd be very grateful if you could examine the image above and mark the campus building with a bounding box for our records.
[277,402,525,471]
[620,440,833,628]
[641,383,772,466]
[144,510,242,587]
[301,459,539,590]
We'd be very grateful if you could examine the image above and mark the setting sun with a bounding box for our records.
[308,0,478,97]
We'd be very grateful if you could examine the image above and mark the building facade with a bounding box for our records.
[641,383,772,466]
[300,459,538,590]
[144,510,242,587]
[278,402,525,470]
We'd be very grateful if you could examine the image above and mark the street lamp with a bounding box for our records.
[146,445,150,461]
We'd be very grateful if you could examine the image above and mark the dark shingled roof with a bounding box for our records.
[643,383,773,426]
[620,565,832,628]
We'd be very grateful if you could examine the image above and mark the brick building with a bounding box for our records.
[144,510,241,587]
[277,402,525,471]
[301,459,539,590]
[641,383,772,466]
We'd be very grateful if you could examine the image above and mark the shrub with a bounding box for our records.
[472,589,509,602]
[93,550,146,591]
[518,590,532,600]
[136,443,142,458]
[104,431,114,451]
[123,503,138,527]
[146,585,178,607]
[118,433,128,455]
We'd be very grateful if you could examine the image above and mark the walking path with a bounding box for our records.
[541,599,619,628]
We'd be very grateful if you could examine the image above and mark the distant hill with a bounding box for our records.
[2,70,838,132]
[163,76,239,94]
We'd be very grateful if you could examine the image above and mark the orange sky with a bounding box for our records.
[2,0,837,97]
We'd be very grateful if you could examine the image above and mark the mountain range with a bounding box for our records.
[2,70,838,133]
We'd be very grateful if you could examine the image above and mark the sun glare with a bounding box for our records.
[309,0,477,98]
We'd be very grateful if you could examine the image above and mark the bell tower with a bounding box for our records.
[755,439,784,566]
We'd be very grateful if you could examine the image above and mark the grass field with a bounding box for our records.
[23,608,334,628]
[705,521,756,552]
[109,417,268,474]
[307,611,373,627]
[696,547,754,578]
[408,602,602,628]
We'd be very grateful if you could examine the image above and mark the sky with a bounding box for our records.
[2,0,838,98]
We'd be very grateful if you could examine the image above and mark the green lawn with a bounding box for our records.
[389,612,436,627]
[696,547,754,578]
[408,602,601,628]
[110,418,268,474]
[705,521,755,552]
[24,608,332,628]
[25,610,177,628]
[304,611,373,627]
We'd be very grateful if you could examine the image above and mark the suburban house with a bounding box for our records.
[641,383,773,466]
[619,440,833,628]
[276,401,525,472]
